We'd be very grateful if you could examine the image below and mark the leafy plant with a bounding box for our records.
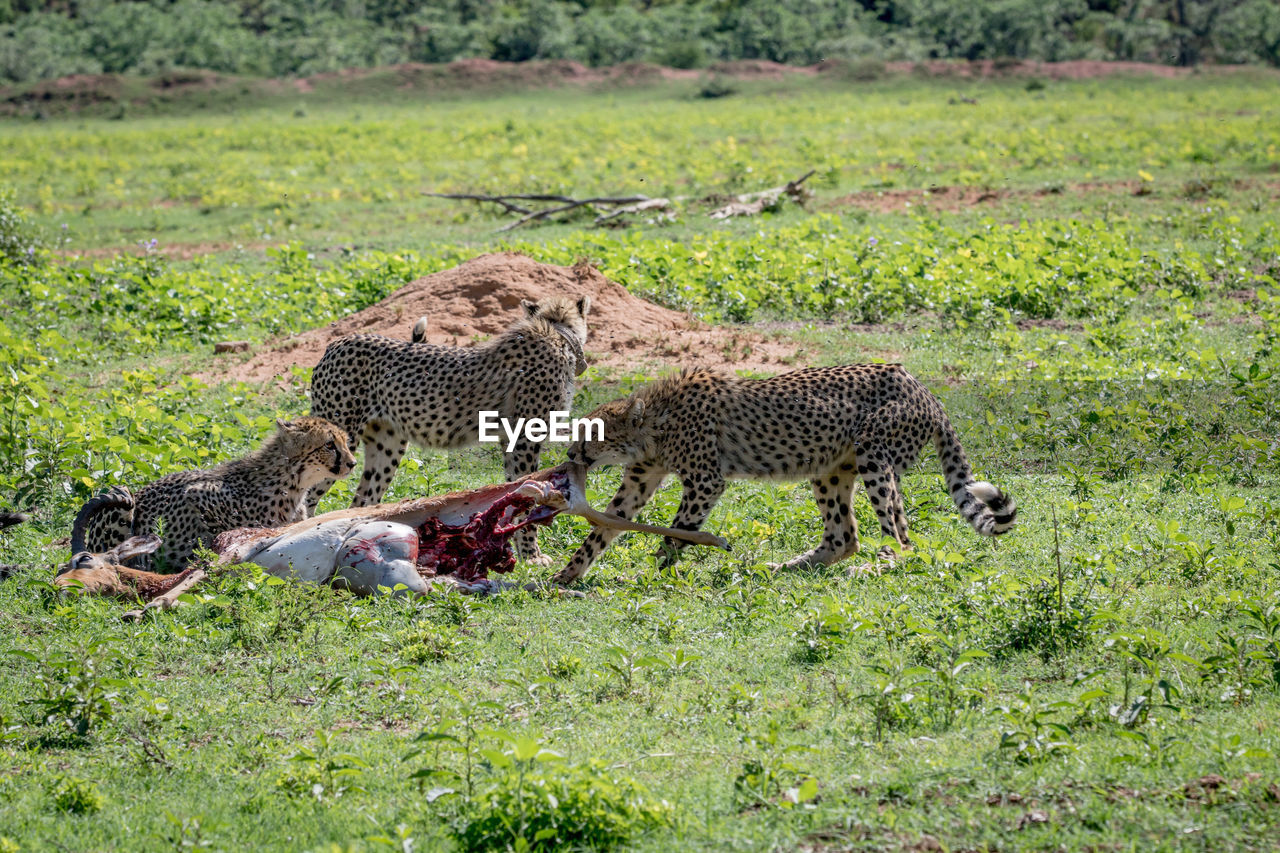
[277,729,369,801]
[594,644,660,695]
[0,189,42,264]
[731,722,818,810]
[454,734,674,852]
[857,660,927,741]
[397,623,463,664]
[544,654,583,680]
[793,599,856,662]
[998,683,1077,763]
[13,641,128,739]
[47,776,104,815]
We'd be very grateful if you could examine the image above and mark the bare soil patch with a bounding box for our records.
[881,59,1191,79]
[58,241,271,261]
[208,252,801,387]
[829,179,1156,214]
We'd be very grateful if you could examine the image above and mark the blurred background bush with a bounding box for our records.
[1,0,1277,85]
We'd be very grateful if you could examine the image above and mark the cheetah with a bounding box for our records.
[553,364,1016,584]
[79,417,356,571]
[309,295,590,563]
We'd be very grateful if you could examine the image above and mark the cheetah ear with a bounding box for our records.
[626,397,645,426]
[111,534,162,562]
[575,295,591,317]
[521,299,540,318]
[276,418,302,433]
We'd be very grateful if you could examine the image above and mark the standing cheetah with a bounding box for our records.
[553,364,1016,584]
[78,417,356,571]
[309,295,590,563]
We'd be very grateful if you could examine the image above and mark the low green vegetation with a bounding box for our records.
[1,72,1279,850]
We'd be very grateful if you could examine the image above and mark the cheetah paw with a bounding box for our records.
[522,580,586,599]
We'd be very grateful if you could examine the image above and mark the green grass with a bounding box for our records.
[1,72,1280,851]
[2,72,1276,252]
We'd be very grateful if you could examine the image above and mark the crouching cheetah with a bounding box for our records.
[79,417,356,571]
[553,365,1016,584]
[309,295,591,563]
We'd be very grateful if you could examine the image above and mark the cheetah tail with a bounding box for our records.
[0,512,29,581]
[70,486,135,554]
[0,511,27,531]
[411,316,429,343]
[933,412,1017,537]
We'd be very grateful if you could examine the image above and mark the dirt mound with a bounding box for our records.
[212,253,799,387]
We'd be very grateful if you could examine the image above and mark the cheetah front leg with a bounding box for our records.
[655,473,726,569]
[352,423,408,507]
[772,462,861,571]
[551,463,667,585]
[304,479,336,518]
[503,436,549,564]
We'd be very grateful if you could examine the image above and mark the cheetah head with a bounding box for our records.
[522,295,590,373]
[523,294,590,342]
[276,417,357,486]
[567,396,651,469]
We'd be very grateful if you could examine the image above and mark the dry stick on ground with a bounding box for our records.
[708,169,816,219]
[424,170,817,231]
[424,191,653,232]
[593,197,679,225]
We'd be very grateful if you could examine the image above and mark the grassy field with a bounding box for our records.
[1,71,1280,851]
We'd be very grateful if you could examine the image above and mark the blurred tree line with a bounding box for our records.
[1,0,1277,84]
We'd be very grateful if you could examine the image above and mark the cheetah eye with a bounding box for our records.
[326,440,336,450]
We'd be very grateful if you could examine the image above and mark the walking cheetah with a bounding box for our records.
[79,417,356,571]
[552,365,1016,584]
[309,295,590,563]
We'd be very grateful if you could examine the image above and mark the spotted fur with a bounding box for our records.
[308,295,591,562]
[553,364,1016,584]
[81,417,356,571]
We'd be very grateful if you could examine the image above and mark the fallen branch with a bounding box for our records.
[709,169,816,219]
[424,191,652,231]
[425,169,817,230]
[593,197,677,225]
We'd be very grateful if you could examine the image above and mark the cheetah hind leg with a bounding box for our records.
[848,455,912,576]
[770,465,861,572]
